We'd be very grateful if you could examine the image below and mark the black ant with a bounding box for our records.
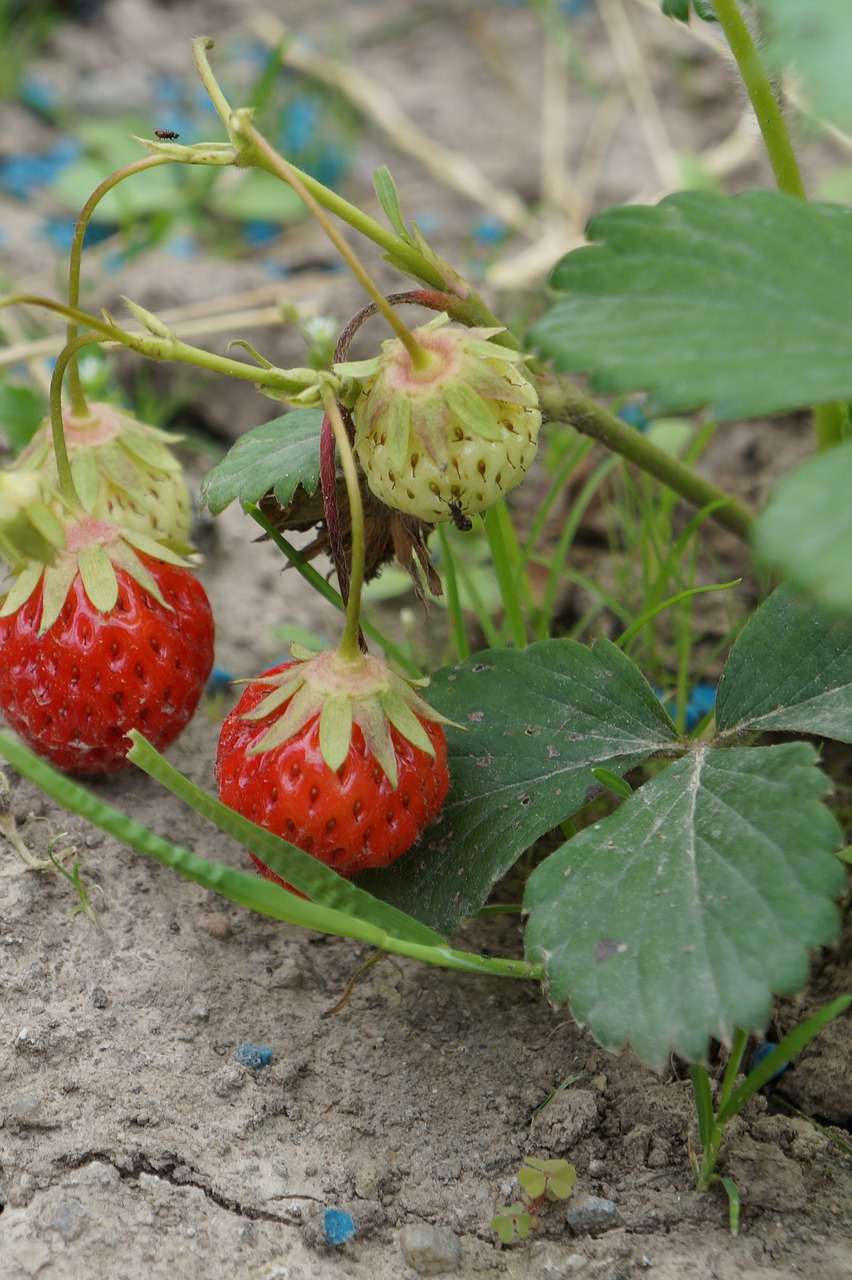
[447,501,473,532]
[154,129,180,140]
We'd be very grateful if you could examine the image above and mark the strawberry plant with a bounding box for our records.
[1,2,851,1222]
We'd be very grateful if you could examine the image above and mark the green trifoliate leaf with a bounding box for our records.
[524,743,844,1069]
[760,0,852,131]
[530,191,852,420]
[77,544,118,614]
[359,638,679,932]
[200,410,323,516]
[716,586,852,742]
[751,437,852,614]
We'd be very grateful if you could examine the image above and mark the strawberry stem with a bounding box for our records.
[48,333,104,510]
[235,116,430,368]
[64,154,177,415]
[322,389,367,660]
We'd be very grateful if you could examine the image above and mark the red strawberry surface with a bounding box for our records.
[215,660,450,879]
[0,557,214,774]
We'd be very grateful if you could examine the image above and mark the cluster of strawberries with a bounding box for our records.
[0,318,541,884]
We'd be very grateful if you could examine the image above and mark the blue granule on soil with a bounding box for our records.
[750,1041,789,1081]
[322,1207,356,1245]
[234,1043,274,1070]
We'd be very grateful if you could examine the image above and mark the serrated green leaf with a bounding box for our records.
[524,743,844,1069]
[200,410,323,515]
[716,586,852,742]
[530,191,852,421]
[761,0,852,131]
[661,0,690,19]
[751,437,852,614]
[358,638,679,932]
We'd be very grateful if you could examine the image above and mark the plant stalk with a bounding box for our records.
[711,0,806,200]
[540,379,754,541]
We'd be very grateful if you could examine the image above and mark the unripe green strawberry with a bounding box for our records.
[15,403,193,554]
[340,314,541,525]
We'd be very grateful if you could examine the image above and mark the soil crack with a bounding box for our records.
[55,1150,319,1224]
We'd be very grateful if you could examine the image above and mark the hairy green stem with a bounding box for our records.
[237,116,429,367]
[711,0,806,200]
[540,380,754,541]
[65,153,176,413]
[47,334,104,508]
[322,392,367,659]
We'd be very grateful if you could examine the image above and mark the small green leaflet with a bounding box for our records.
[373,165,410,239]
[200,409,323,515]
[716,585,852,742]
[358,638,679,933]
[661,0,716,21]
[760,0,852,132]
[524,743,844,1070]
[751,437,852,615]
[529,191,852,421]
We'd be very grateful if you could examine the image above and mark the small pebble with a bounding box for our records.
[91,987,108,1009]
[197,911,232,941]
[565,1194,621,1236]
[399,1224,462,1275]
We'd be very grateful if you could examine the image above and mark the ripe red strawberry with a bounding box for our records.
[215,655,451,882]
[0,518,214,774]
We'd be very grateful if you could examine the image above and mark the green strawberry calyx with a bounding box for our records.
[0,513,191,636]
[0,470,66,570]
[15,402,194,554]
[240,646,459,789]
[335,313,542,523]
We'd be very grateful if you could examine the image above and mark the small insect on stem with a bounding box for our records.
[447,501,473,532]
[154,129,180,140]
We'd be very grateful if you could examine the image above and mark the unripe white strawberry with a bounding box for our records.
[339,314,541,524]
[15,403,193,554]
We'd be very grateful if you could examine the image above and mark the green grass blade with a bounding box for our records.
[126,731,444,948]
[689,1064,716,1149]
[0,729,540,981]
[716,994,852,1124]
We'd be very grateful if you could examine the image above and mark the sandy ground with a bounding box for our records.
[0,2,850,1277]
